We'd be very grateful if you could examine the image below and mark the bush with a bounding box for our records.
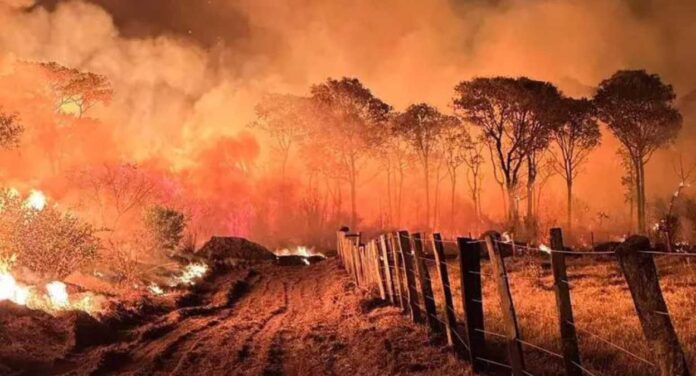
[0,189,100,280]
[144,206,186,254]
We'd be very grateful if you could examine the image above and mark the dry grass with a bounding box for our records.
[419,253,696,376]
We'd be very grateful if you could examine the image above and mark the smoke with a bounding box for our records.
[0,0,695,240]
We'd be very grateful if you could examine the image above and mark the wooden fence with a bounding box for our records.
[336,228,691,376]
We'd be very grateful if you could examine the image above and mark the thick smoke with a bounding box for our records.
[0,0,695,241]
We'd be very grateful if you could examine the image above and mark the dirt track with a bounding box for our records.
[46,260,470,376]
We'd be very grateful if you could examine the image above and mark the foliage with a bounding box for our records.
[40,62,113,117]
[0,189,100,279]
[144,205,187,252]
[0,110,23,149]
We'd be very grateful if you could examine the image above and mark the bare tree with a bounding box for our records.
[464,137,485,224]
[440,119,469,231]
[309,77,391,228]
[595,70,682,233]
[549,97,601,233]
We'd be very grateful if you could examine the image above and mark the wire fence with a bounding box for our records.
[338,228,693,376]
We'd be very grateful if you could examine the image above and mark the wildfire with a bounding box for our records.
[174,263,208,286]
[274,245,325,258]
[0,254,98,314]
[148,283,164,295]
[25,190,46,211]
[539,244,552,254]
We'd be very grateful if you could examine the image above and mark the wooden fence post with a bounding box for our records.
[432,233,467,358]
[483,232,526,376]
[389,232,407,311]
[412,233,441,335]
[458,237,486,371]
[616,235,690,376]
[371,240,387,299]
[379,235,395,304]
[549,228,582,376]
[397,230,423,323]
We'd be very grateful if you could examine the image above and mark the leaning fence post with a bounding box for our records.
[616,236,690,376]
[379,235,395,304]
[458,237,486,371]
[549,228,582,376]
[389,233,406,311]
[432,234,466,359]
[397,230,424,324]
[483,232,526,376]
[412,233,441,335]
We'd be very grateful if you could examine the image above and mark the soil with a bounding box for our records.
[1,260,471,376]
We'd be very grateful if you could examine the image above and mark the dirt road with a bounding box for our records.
[47,260,470,376]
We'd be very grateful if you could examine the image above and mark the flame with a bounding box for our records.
[273,245,325,258]
[175,263,208,285]
[46,281,69,308]
[25,190,46,211]
[539,244,552,254]
[148,283,164,295]
[501,232,512,243]
[0,253,97,314]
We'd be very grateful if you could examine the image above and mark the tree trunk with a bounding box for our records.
[566,179,573,234]
[386,162,393,228]
[634,158,646,234]
[507,184,518,228]
[424,158,431,228]
[350,157,358,229]
[450,172,457,233]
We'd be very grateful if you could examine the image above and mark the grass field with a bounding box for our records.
[421,251,696,375]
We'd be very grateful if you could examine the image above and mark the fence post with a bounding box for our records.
[397,230,423,323]
[549,228,582,376]
[483,232,526,376]
[616,235,690,376]
[458,237,486,372]
[432,234,467,359]
[379,234,395,304]
[412,233,441,335]
[388,233,406,310]
[371,240,387,299]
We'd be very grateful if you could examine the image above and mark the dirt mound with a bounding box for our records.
[199,236,275,265]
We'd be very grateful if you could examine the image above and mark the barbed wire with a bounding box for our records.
[566,320,655,367]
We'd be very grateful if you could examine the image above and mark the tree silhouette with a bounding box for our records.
[594,70,682,233]
[250,93,310,180]
[392,103,454,228]
[310,77,391,228]
[549,97,601,233]
[41,62,112,117]
[439,118,469,231]
[453,77,560,229]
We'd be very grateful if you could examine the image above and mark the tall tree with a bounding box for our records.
[310,77,391,228]
[392,103,453,228]
[439,118,469,231]
[549,97,601,233]
[250,93,310,180]
[453,77,559,229]
[464,137,485,224]
[594,70,682,233]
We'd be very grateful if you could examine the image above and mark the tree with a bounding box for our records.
[549,97,601,233]
[439,118,470,231]
[309,77,391,228]
[250,93,310,180]
[144,206,187,254]
[0,110,23,149]
[453,77,560,229]
[40,62,112,117]
[594,70,682,233]
[0,189,100,280]
[393,104,454,228]
[463,136,485,224]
